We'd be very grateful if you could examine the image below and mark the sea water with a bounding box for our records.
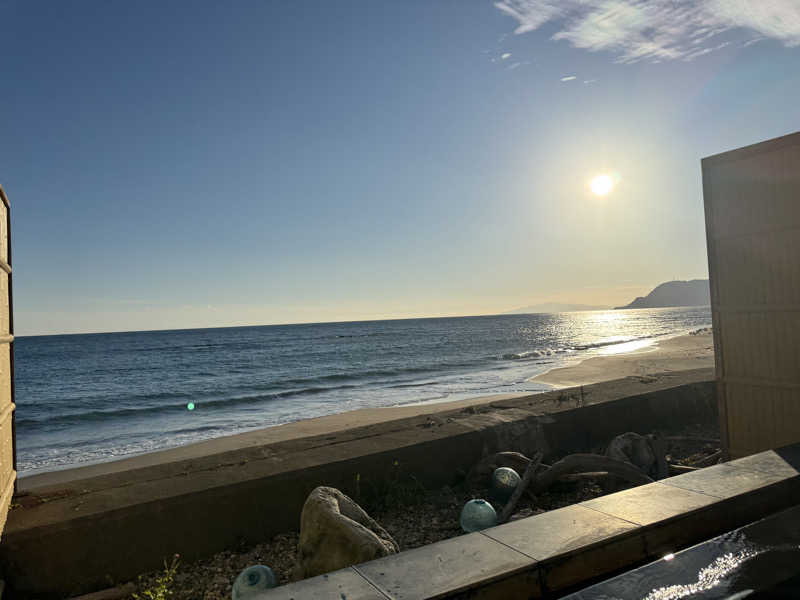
[14,307,711,475]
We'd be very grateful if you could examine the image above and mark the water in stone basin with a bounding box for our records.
[562,505,800,599]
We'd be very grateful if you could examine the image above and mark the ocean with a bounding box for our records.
[14,307,711,476]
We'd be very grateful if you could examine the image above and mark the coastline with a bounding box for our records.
[530,329,714,388]
[19,330,714,490]
[19,391,530,489]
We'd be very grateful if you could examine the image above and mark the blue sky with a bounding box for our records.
[2,0,799,335]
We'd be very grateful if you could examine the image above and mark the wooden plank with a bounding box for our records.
[0,185,12,532]
[774,391,800,449]
[719,312,800,385]
[0,468,15,538]
[0,404,13,496]
[702,139,729,457]
[0,272,9,336]
[0,345,9,412]
[0,202,6,265]
[726,384,775,458]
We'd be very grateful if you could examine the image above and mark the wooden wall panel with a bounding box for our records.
[725,383,776,458]
[0,271,9,336]
[702,132,800,459]
[0,200,7,265]
[0,186,13,539]
[718,312,800,383]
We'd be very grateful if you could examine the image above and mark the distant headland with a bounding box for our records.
[615,279,710,310]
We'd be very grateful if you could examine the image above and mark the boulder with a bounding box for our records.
[293,486,399,581]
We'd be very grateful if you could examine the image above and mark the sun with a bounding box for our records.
[590,174,614,196]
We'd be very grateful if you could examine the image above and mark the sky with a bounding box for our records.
[2,0,799,335]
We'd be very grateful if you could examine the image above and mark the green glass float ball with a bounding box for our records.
[460,499,498,533]
[490,467,521,502]
[232,565,278,599]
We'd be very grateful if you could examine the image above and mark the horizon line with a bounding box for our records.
[15,305,712,338]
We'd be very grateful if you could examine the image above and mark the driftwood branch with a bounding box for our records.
[689,451,723,468]
[499,452,542,524]
[665,436,721,444]
[469,449,656,519]
[555,471,609,482]
[668,463,699,475]
[530,454,653,494]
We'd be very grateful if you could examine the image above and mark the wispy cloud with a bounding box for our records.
[560,75,577,81]
[507,61,529,70]
[501,52,512,59]
[494,0,800,63]
[742,37,764,47]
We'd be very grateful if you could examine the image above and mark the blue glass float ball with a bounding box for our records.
[490,467,521,502]
[232,565,278,599]
[460,499,498,532]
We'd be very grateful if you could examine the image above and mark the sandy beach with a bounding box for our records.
[530,329,715,388]
[19,330,714,490]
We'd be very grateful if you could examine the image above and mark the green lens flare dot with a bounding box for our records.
[187,403,195,411]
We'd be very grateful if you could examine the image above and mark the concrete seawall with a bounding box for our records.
[1,369,715,598]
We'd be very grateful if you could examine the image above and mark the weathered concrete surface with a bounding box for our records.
[0,369,715,598]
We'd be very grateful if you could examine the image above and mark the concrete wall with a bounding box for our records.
[701,131,800,458]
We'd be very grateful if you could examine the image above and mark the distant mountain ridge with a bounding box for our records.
[615,279,710,310]
[505,302,610,315]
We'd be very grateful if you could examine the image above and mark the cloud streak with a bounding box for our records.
[494,0,800,62]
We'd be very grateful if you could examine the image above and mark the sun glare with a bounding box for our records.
[590,174,614,196]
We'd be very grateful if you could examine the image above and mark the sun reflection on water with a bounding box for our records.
[644,549,761,600]
[598,338,656,355]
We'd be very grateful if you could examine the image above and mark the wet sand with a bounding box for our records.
[530,330,714,388]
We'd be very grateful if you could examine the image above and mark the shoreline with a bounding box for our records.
[19,391,532,489]
[19,330,714,490]
[530,329,714,388]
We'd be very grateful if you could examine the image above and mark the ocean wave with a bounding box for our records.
[502,348,570,360]
[573,334,660,350]
[19,360,493,426]
[14,384,364,431]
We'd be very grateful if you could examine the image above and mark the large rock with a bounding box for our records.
[293,486,399,581]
